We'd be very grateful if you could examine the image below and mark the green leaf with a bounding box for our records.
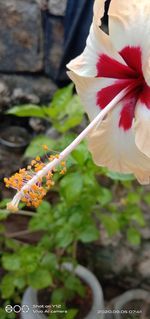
[53,95,84,133]
[130,208,145,227]
[14,276,25,289]
[0,308,16,319]
[79,225,99,243]
[37,200,51,214]
[0,199,10,220]
[29,201,52,231]
[46,84,74,119]
[5,238,20,250]
[65,309,78,319]
[0,309,6,319]
[45,84,84,132]
[127,228,141,246]
[41,253,57,269]
[0,308,8,319]
[127,193,140,204]
[97,188,112,206]
[0,198,10,208]
[68,213,83,227]
[56,230,73,248]
[28,269,52,289]
[60,172,83,204]
[56,133,76,152]
[72,142,89,166]
[144,193,150,205]
[1,274,15,298]
[24,135,55,158]
[0,210,9,221]
[65,275,85,297]
[20,246,41,273]
[6,104,46,118]
[51,288,66,304]
[2,254,20,271]
[107,171,134,181]
[100,215,120,236]
[38,235,54,250]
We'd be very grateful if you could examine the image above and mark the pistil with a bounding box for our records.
[6,86,131,212]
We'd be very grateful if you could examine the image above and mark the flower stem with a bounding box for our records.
[2,209,34,217]
[8,87,129,210]
[5,229,32,238]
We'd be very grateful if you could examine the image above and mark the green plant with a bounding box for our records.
[0,156,148,316]
[0,172,148,317]
[1,84,149,318]
[6,84,84,133]
[0,201,89,319]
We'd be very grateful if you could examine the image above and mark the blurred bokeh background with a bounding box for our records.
[0,1,150,319]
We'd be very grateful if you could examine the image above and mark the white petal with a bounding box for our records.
[93,0,106,27]
[134,101,150,158]
[67,0,126,77]
[109,0,150,84]
[87,102,150,184]
[67,71,121,120]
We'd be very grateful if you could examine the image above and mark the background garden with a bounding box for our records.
[0,1,150,318]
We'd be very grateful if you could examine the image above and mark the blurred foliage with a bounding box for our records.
[0,84,149,318]
[6,84,84,133]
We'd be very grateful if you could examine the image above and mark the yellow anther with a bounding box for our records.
[42,144,48,151]
[31,160,36,166]
[7,203,18,213]
[36,156,41,161]
[61,161,66,166]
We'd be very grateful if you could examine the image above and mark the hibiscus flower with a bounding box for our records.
[67,0,150,184]
[5,0,150,211]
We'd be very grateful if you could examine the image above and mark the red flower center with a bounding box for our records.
[96,46,150,130]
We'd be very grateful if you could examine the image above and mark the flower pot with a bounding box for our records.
[21,263,104,319]
[113,289,150,319]
[0,126,31,153]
